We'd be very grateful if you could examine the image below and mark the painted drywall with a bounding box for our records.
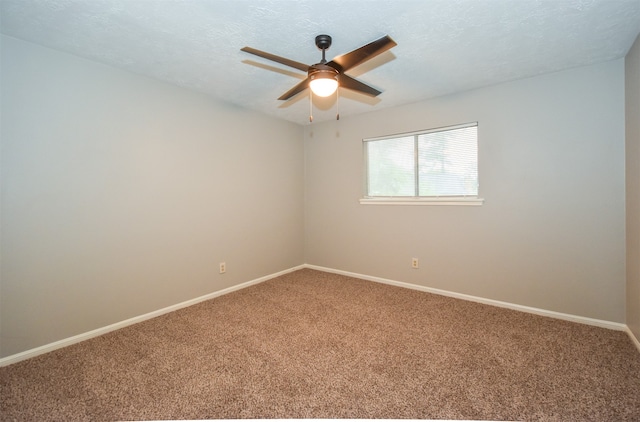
[304,60,626,323]
[0,36,3,357]
[0,36,304,358]
[627,33,640,341]
[0,32,631,360]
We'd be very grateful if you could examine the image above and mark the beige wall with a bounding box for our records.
[0,36,305,357]
[1,34,634,359]
[305,60,626,323]
[626,34,640,342]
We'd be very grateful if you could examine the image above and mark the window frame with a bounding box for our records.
[361,122,484,206]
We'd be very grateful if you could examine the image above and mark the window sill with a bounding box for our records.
[359,197,484,206]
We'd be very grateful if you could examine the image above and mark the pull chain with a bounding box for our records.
[336,87,340,121]
[308,86,340,123]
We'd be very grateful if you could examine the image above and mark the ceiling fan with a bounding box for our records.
[240,34,397,102]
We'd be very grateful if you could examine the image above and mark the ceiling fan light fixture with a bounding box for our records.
[309,66,339,97]
[241,34,397,107]
[309,77,338,97]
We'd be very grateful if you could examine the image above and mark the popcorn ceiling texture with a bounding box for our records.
[1,0,639,124]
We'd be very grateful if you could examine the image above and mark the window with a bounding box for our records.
[362,122,482,205]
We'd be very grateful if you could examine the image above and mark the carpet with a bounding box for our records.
[1,268,639,421]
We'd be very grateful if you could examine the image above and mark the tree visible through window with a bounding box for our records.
[364,123,478,198]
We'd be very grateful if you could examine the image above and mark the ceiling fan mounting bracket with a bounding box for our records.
[315,34,332,51]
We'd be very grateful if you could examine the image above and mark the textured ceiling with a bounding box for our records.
[1,0,640,124]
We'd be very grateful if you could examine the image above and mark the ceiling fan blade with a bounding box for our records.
[278,78,310,100]
[328,35,397,72]
[241,47,309,72]
[338,74,382,97]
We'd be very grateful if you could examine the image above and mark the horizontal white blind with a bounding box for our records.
[366,136,415,196]
[364,123,478,198]
[418,125,477,196]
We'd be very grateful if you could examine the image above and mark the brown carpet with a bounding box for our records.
[1,268,640,421]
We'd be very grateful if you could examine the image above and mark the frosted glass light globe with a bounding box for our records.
[309,78,338,97]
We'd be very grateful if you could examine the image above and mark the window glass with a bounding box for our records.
[417,126,478,196]
[364,123,478,198]
[366,136,415,196]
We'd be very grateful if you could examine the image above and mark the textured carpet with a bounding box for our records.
[1,268,639,421]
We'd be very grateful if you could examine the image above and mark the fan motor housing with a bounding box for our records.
[308,63,339,81]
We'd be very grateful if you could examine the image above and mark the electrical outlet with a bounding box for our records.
[412,258,419,269]
[219,262,226,274]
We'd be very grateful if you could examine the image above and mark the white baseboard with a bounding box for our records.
[3,264,636,367]
[0,265,305,367]
[627,327,640,353]
[305,264,629,332]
